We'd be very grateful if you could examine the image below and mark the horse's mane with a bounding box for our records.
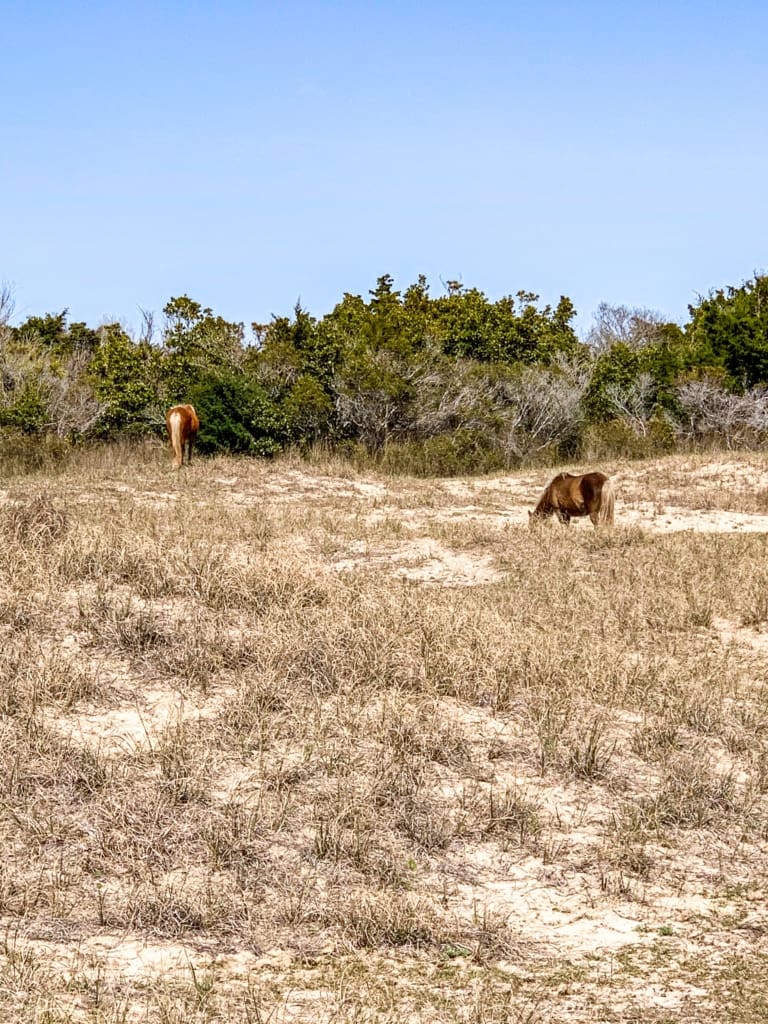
[533,481,554,514]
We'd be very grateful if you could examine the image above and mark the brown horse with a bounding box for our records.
[529,471,615,527]
[165,404,200,469]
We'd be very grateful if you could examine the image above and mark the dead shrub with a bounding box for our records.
[324,888,446,949]
[2,492,68,547]
[78,588,170,655]
[565,716,617,781]
[116,876,240,937]
[632,755,742,829]
[480,785,543,849]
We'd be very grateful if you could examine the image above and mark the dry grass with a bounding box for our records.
[1,447,768,1020]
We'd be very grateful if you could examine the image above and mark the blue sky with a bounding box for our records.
[2,1,767,338]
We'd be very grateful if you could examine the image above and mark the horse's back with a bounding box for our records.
[166,404,199,437]
[546,471,610,515]
[579,471,608,505]
[582,471,609,487]
[553,473,588,510]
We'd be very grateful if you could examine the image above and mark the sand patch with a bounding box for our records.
[620,503,768,533]
[711,616,768,656]
[331,537,503,586]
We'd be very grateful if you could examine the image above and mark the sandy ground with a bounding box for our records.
[4,452,768,1020]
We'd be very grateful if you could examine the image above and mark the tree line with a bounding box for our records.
[1,273,768,473]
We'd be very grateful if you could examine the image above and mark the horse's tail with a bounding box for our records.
[168,409,183,469]
[597,476,615,525]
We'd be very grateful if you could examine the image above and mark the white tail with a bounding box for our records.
[169,410,183,469]
[597,477,615,525]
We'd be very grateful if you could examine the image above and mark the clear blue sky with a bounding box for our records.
[3,1,767,338]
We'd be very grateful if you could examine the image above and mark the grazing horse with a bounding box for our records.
[529,471,615,527]
[165,404,200,469]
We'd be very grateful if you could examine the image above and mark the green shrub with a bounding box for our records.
[0,380,48,434]
[282,374,335,444]
[189,372,286,456]
[89,325,158,436]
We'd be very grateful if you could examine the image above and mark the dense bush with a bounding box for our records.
[2,272,767,470]
[89,324,160,436]
[687,275,768,388]
[188,373,285,456]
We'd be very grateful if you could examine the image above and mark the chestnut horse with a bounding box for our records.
[165,404,200,469]
[529,471,615,527]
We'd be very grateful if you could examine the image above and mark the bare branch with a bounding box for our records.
[603,372,656,436]
[676,379,768,449]
[587,302,667,353]
[138,307,155,345]
[0,281,15,328]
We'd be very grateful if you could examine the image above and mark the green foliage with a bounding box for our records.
[583,343,644,422]
[687,274,768,387]
[15,311,69,350]
[322,277,583,367]
[253,303,341,399]
[431,287,582,364]
[430,286,501,361]
[67,321,100,355]
[162,295,245,400]
[282,374,335,444]
[6,272,768,469]
[188,372,285,456]
[0,378,48,433]
[12,311,97,369]
[89,324,158,436]
[641,324,694,408]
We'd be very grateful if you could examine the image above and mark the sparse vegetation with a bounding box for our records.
[0,446,768,1020]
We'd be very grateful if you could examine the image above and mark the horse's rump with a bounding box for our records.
[166,404,199,469]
